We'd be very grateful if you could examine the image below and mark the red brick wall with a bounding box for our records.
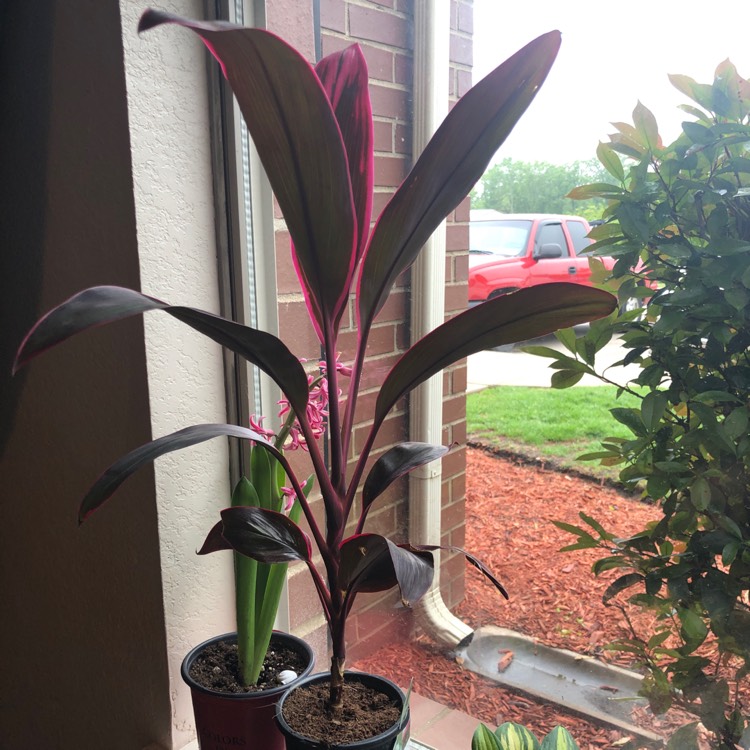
[281,0,473,665]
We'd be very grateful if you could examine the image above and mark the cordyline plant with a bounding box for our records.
[534,62,750,748]
[13,10,616,709]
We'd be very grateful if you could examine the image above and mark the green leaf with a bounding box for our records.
[610,407,646,436]
[540,726,580,750]
[603,573,644,603]
[665,722,700,750]
[493,721,541,750]
[472,724,501,750]
[633,101,660,151]
[551,370,585,388]
[678,608,708,644]
[596,141,624,181]
[640,391,668,432]
[689,477,712,511]
[555,327,577,354]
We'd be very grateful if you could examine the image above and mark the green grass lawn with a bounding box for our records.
[466,385,641,482]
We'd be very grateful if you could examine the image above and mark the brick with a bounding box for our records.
[373,288,407,324]
[445,282,468,313]
[457,1,473,34]
[320,0,346,34]
[451,471,466,501]
[370,83,410,121]
[374,154,408,188]
[338,323,395,358]
[360,43,395,82]
[453,251,468,283]
[394,52,412,86]
[321,33,351,57]
[455,197,470,222]
[349,5,408,48]
[353,411,408,453]
[372,190,394,218]
[288,566,325,629]
[275,230,299,294]
[446,223,468,252]
[450,32,472,66]
[278,300,320,359]
[451,362,467,393]
[441,445,466,478]
[441,497,465,531]
[457,68,472,97]
[442,393,466,425]
[450,419,467,446]
[373,119,393,152]
[394,123,411,154]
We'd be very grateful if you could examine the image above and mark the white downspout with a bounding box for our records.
[409,0,473,646]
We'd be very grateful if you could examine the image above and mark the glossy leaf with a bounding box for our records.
[140,10,356,341]
[339,534,434,606]
[471,724,501,750]
[374,284,616,429]
[315,45,373,264]
[13,285,309,415]
[357,31,561,326]
[361,442,450,514]
[602,573,644,604]
[207,505,312,564]
[494,722,541,750]
[416,544,508,599]
[79,423,279,523]
[540,726,580,750]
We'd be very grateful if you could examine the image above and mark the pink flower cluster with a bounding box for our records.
[251,355,351,452]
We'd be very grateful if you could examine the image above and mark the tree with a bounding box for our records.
[471,158,612,219]
[532,62,750,749]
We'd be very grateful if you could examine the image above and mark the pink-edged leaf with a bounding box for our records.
[339,534,434,605]
[361,442,450,521]
[13,286,309,415]
[374,284,616,429]
[207,505,312,564]
[79,424,280,523]
[416,544,509,599]
[139,10,356,340]
[315,44,373,264]
[357,31,561,326]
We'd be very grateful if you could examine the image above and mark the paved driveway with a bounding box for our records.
[467,330,642,392]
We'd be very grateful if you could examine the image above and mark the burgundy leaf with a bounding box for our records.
[357,31,561,328]
[339,534,434,606]
[139,10,356,341]
[213,505,312,564]
[361,442,450,522]
[374,284,617,430]
[78,423,280,523]
[416,544,509,599]
[315,44,373,265]
[198,520,231,554]
[13,286,309,416]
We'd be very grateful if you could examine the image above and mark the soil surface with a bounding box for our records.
[282,679,402,745]
[352,447,689,749]
[189,636,308,693]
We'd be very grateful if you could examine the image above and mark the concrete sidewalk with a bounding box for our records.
[467,332,641,392]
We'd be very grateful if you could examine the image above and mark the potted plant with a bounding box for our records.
[472,721,580,750]
[13,9,617,750]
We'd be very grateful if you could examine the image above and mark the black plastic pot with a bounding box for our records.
[182,631,315,750]
[276,671,409,750]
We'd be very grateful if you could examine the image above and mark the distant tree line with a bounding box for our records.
[471,158,613,220]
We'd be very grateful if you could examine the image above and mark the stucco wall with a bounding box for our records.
[119,1,237,746]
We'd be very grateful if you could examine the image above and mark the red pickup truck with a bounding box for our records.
[467,210,615,304]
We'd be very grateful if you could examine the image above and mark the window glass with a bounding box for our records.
[535,222,566,252]
[470,219,532,257]
[567,220,594,255]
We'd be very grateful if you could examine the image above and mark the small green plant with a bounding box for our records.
[535,60,750,748]
[472,721,579,750]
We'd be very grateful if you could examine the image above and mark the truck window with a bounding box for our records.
[535,222,567,255]
[470,219,532,258]
[567,220,593,255]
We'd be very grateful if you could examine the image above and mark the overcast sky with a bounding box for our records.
[473,0,750,165]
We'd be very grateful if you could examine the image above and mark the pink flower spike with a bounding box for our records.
[249,414,275,440]
[281,479,308,512]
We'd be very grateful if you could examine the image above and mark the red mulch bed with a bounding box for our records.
[352,447,691,749]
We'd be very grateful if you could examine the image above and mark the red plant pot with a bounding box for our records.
[276,671,409,750]
[182,631,315,750]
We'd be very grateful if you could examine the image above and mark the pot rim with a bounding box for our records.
[181,630,315,701]
[276,670,408,748]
